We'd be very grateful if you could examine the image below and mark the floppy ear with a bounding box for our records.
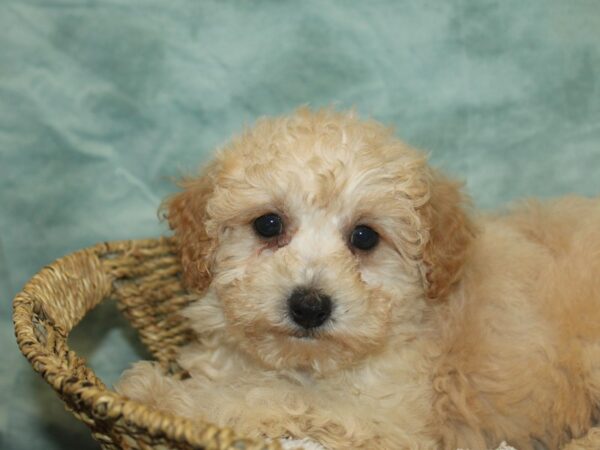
[421,170,476,300]
[162,167,217,293]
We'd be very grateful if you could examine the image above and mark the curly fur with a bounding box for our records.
[118,108,600,450]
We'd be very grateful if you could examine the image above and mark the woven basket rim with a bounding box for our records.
[13,238,279,450]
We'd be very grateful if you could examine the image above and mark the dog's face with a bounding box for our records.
[168,109,474,373]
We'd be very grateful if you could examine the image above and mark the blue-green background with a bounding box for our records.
[1,1,599,449]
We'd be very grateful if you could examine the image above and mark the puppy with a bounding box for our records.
[117,108,600,450]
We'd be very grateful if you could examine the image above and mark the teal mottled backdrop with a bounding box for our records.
[1,1,599,449]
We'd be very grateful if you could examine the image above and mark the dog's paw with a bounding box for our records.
[116,361,190,414]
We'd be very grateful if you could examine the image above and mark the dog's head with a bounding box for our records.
[167,108,475,373]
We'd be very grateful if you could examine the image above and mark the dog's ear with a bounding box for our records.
[421,170,476,300]
[162,166,217,293]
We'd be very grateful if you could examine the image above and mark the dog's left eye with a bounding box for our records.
[350,225,379,251]
[253,213,284,238]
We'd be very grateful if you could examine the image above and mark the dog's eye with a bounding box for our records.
[350,225,379,251]
[253,213,284,238]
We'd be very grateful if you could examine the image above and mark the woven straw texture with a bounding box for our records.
[12,237,283,450]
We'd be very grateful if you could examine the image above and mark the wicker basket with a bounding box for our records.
[12,238,600,450]
[12,237,282,450]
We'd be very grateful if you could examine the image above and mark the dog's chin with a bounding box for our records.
[234,324,385,375]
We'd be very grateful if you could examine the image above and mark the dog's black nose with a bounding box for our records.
[287,288,332,330]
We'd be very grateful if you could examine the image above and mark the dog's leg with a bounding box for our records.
[116,362,354,446]
[562,428,600,450]
[565,333,600,449]
[116,361,197,416]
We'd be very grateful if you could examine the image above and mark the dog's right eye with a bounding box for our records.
[253,213,284,238]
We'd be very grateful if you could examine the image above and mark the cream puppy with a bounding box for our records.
[118,108,600,450]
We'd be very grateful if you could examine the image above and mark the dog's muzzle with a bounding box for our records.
[287,287,332,330]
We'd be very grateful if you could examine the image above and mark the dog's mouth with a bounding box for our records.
[290,330,317,340]
[287,326,331,340]
[270,320,332,342]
